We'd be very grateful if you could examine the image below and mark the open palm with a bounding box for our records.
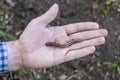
[16,4,108,69]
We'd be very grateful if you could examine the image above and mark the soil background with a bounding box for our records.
[0,0,120,80]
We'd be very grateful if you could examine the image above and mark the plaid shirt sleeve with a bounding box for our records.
[0,42,8,73]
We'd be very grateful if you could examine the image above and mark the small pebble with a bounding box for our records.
[117,8,120,13]
[5,0,16,7]
[89,67,94,72]
[97,62,101,67]
[60,74,67,80]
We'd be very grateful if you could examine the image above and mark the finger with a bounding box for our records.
[69,37,105,50]
[63,22,99,35]
[64,46,95,62]
[69,29,108,40]
[34,3,59,25]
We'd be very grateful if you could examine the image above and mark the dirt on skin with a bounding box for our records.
[0,0,120,80]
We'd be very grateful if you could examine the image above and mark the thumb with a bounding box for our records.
[35,3,59,25]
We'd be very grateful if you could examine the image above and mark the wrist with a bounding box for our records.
[7,40,23,71]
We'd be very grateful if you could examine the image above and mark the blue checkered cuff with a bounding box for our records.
[0,42,8,73]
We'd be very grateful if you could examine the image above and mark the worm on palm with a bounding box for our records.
[45,38,83,48]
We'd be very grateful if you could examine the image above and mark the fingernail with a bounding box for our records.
[101,29,108,36]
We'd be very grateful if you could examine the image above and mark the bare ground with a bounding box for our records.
[0,0,120,80]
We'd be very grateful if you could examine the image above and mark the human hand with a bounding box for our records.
[7,4,108,70]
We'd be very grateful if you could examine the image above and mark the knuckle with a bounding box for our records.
[31,18,37,22]
[82,33,88,39]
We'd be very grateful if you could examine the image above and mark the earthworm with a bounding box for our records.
[45,38,83,48]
